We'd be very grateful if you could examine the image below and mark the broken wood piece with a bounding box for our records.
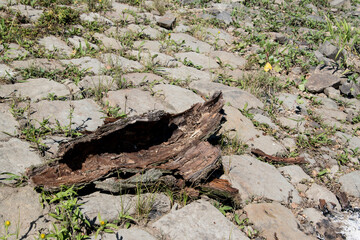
[251,148,308,164]
[27,92,225,191]
[201,179,239,200]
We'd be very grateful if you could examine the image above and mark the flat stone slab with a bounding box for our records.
[152,84,204,113]
[90,228,156,240]
[94,33,123,50]
[0,78,70,101]
[205,28,234,45]
[209,51,247,69]
[189,80,264,109]
[68,36,99,50]
[61,57,105,75]
[103,88,169,116]
[80,12,114,25]
[0,138,43,177]
[305,73,342,93]
[4,43,29,59]
[222,155,302,203]
[0,64,15,79]
[30,99,104,131]
[9,4,43,22]
[278,165,312,185]
[277,93,308,111]
[79,75,117,91]
[244,202,315,240]
[134,40,161,52]
[38,36,73,57]
[0,186,50,239]
[11,58,65,71]
[128,50,178,67]
[339,171,360,197]
[80,191,170,225]
[170,33,213,53]
[100,53,144,72]
[152,199,249,240]
[0,103,19,141]
[306,183,341,210]
[247,135,287,156]
[156,66,213,82]
[175,52,219,70]
[122,72,164,86]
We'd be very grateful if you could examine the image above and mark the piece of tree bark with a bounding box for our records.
[251,148,308,164]
[27,92,225,191]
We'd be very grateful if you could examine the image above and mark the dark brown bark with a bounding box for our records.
[27,92,225,192]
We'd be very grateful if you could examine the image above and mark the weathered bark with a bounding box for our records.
[27,92,225,192]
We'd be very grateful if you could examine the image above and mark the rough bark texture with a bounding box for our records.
[27,92,225,191]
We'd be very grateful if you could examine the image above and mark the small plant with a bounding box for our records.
[0,221,17,240]
[101,101,127,119]
[94,214,117,239]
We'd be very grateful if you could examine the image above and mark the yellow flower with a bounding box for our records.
[72,49,77,55]
[264,62,272,72]
[99,0,102,2]
[100,220,105,225]
[218,31,221,34]
[40,233,46,239]
[5,221,10,226]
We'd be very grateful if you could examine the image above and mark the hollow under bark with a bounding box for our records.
[27,92,236,197]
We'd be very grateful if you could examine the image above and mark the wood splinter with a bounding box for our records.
[251,148,308,164]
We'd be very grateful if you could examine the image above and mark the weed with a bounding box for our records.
[94,214,117,239]
[36,6,80,33]
[101,101,127,118]
[220,134,248,155]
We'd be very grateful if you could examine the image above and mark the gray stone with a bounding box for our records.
[105,2,138,22]
[189,80,264,109]
[152,199,249,240]
[278,165,312,185]
[170,33,213,53]
[313,107,347,124]
[277,93,308,111]
[0,186,50,239]
[324,87,340,99]
[38,36,73,57]
[279,115,306,132]
[244,202,314,240]
[80,12,114,25]
[349,136,360,150]
[30,99,104,131]
[100,53,144,72]
[4,43,29,59]
[281,137,297,152]
[80,192,170,224]
[61,57,105,75]
[205,28,234,46]
[152,84,204,113]
[156,66,212,82]
[0,103,19,141]
[318,94,339,108]
[90,228,156,240]
[103,89,168,116]
[339,171,360,197]
[122,73,163,86]
[339,81,360,97]
[157,13,176,30]
[253,114,278,129]
[319,41,343,60]
[216,11,232,24]
[128,50,178,67]
[209,51,247,69]
[247,135,287,156]
[306,15,325,23]
[134,40,161,52]
[94,33,123,50]
[175,52,219,70]
[220,105,261,140]
[330,0,351,8]
[306,183,341,210]
[79,75,117,91]
[9,5,43,22]
[0,64,15,78]
[10,58,65,71]
[68,36,99,50]
[0,78,70,101]
[0,138,43,177]
[141,26,161,40]
[302,208,326,224]
[174,24,190,33]
[222,155,301,203]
